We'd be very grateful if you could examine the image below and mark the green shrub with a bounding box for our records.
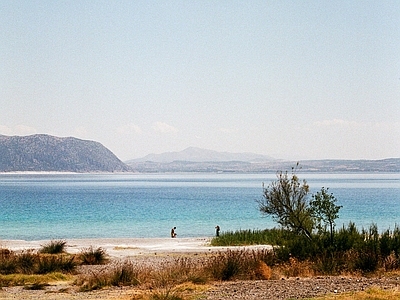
[211,223,400,275]
[210,228,291,246]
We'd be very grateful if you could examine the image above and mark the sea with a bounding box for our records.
[0,173,399,241]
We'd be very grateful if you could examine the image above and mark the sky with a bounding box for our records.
[1,1,399,161]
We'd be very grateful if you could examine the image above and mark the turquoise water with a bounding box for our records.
[0,173,399,240]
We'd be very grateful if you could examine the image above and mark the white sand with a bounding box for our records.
[0,238,272,258]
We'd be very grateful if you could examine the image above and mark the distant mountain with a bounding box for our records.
[127,147,274,163]
[0,134,130,172]
[125,147,400,173]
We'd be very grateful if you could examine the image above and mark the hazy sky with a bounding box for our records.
[1,1,399,161]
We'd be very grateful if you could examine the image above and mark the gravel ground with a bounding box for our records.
[204,276,400,299]
[1,276,400,299]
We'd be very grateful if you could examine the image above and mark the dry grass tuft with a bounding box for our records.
[79,246,109,265]
[273,257,316,278]
[254,260,272,280]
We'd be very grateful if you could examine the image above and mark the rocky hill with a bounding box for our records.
[0,134,130,172]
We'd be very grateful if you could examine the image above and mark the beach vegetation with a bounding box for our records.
[212,223,400,275]
[257,164,342,242]
[39,240,67,254]
[36,253,76,274]
[78,246,108,265]
[3,245,400,298]
[76,260,146,291]
[210,228,288,246]
[210,166,400,276]
[310,187,342,244]
[258,165,314,240]
[111,261,141,286]
[0,248,77,277]
[0,272,71,287]
[205,248,275,280]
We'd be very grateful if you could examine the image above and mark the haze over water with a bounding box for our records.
[0,173,399,241]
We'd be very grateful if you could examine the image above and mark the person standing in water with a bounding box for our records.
[171,226,177,238]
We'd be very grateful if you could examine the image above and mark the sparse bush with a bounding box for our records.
[16,251,36,274]
[39,240,67,254]
[36,254,76,274]
[207,249,244,280]
[204,249,272,281]
[0,247,77,276]
[0,253,17,275]
[77,270,109,291]
[384,251,399,271]
[79,246,108,265]
[253,260,272,280]
[76,260,145,291]
[284,257,315,277]
[111,261,141,286]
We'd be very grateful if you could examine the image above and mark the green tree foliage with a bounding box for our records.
[258,166,313,240]
[258,166,341,243]
[310,187,342,244]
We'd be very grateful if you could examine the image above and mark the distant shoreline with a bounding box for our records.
[0,170,399,175]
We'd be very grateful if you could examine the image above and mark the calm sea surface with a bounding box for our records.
[0,173,399,241]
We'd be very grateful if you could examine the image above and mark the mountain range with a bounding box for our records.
[0,134,129,172]
[126,147,274,163]
[0,134,398,173]
[126,148,400,173]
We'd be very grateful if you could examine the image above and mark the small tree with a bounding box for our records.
[310,187,342,244]
[258,166,314,241]
[258,166,341,244]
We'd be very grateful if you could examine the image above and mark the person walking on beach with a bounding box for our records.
[171,226,177,238]
[215,225,220,237]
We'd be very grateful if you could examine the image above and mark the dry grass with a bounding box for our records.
[312,287,400,300]
[74,249,288,297]
[0,272,72,287]
[274,257,317,278]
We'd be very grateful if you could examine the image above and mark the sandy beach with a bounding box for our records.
[0,237,272,258]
